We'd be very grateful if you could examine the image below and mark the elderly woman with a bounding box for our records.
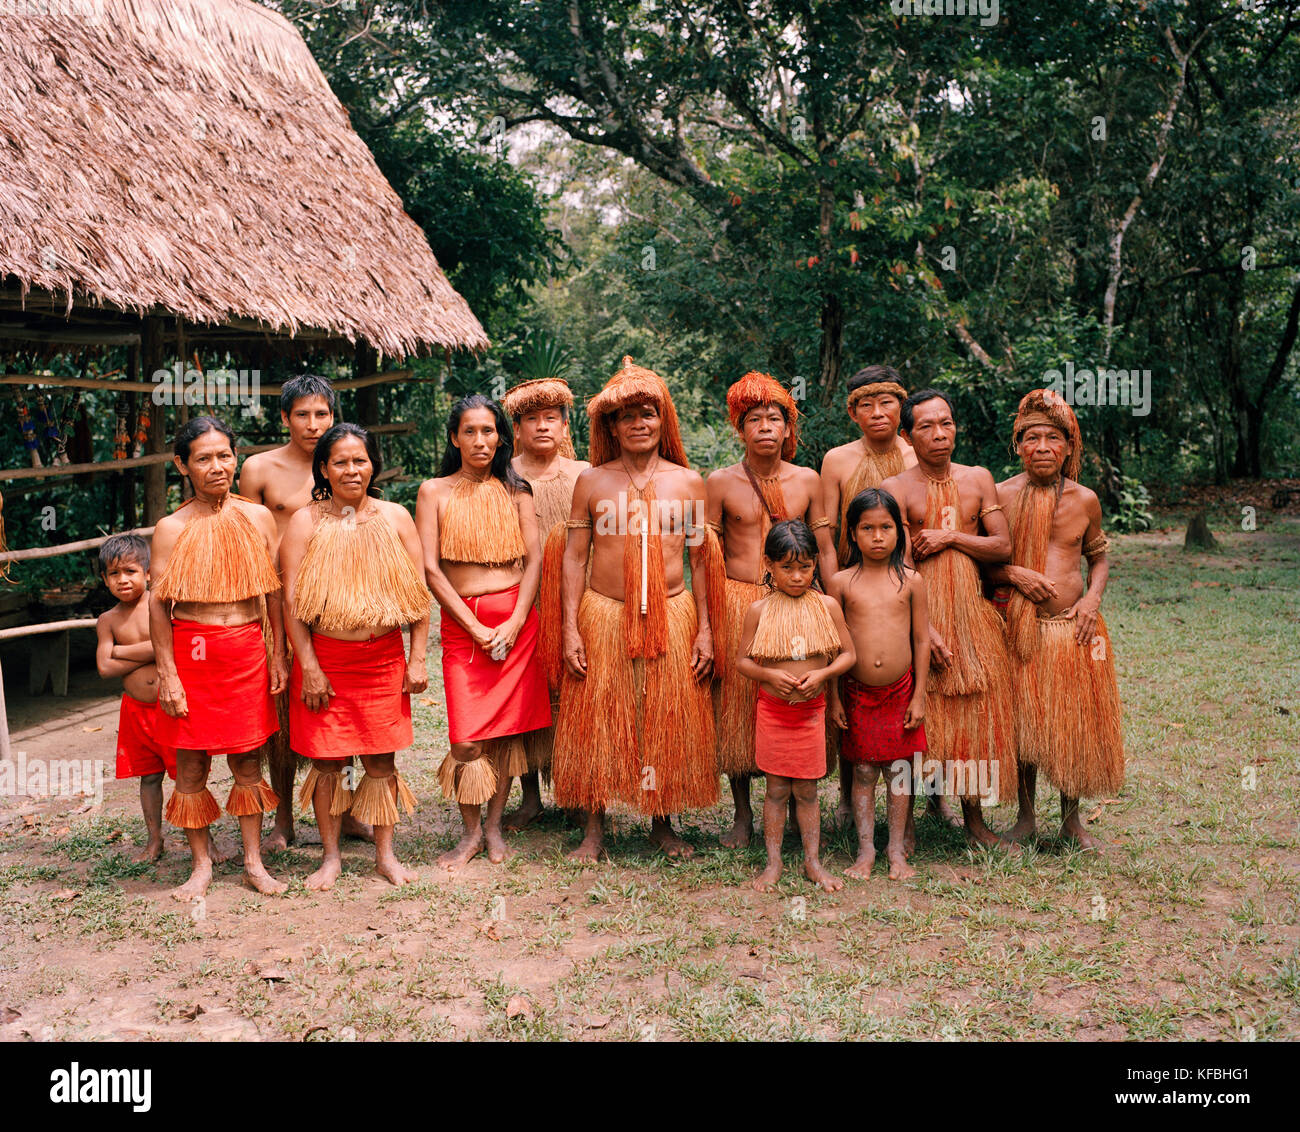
[150,416,287,902]
[415,394,550,871]
[279,423,431,890]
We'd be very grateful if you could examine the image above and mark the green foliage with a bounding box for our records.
[1110,475,1153,535]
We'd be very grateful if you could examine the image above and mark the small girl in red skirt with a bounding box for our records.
[828,488,929,881]
[735,520,855,893]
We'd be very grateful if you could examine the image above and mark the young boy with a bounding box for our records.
[829,489,929,881]
[95,533,176,863]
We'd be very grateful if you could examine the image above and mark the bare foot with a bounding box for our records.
[438,830,484,871]
[243,865,288,895]
[567,835,603,863]
[719,816,753,849]
[305,858,343,891]
[340,814,375,843]
[965,825,1004,849]
[887,850,916,880]
[170,861,212,903]
[648,826,694,859]
[375,856,419,886]
[484,825,510,864]
[804,859,844,893]
[502,798,544,832]
[844,851,876,880]
[1061,821,1106,851]
[1004,814,1037,843]
[133,839,164,864]
[751,863,782,892]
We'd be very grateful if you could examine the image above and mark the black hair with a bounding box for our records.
[900,387,955,433]
[763,519,820,589]
[438,394,532,494]
[847,363,902,394]
[844,488,908,590]
[173,415,235,464]
[99,533,149,575]
[280,374,337,416]
[311,423,383,501]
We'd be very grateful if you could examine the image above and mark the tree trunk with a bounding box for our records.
[1183,509,1218,551]
[818,292,844,402]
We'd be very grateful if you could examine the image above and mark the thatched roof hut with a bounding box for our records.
[0,0,488,357]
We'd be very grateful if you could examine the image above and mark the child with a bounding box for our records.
[828,488,929,881]
[735,520,855,893]
[95,533,176,863]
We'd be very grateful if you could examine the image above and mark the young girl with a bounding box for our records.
[828,488,929,881]
[735,520,855,893]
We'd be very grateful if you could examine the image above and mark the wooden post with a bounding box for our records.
[355,340,380,456]
[142,317,167,524]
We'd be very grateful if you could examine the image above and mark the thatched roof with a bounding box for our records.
[0,0,488,357]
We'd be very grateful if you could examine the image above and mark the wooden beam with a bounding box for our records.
[0,529,156,566]
[0,368,419,396]
[0,325,141,346]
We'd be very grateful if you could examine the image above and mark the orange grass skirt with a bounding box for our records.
[553,589,717,815]
[713,577,764,775]
[1015,613,1124,799]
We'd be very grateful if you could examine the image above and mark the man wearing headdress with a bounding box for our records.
[499,377,590,829]
[989,390,1124,849]
[706,371,835,848]
[881,389,1017,848]
[549,357,723,860]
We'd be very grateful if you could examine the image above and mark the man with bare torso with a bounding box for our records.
[881,389,1017,848]
[989,390,1124,848]
[552,358,719,861]
[238,375,370,850]
[707,371,835,848]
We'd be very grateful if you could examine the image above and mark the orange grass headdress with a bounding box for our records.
[502,377,577,459]
[586,357,688,467]
[726,371,799,461]
[846,381,908,416]
[1012,389,1082,481]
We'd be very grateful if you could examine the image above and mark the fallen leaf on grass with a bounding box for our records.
[1276,706,1291,716]
[22,815,38,828]
[1086,806,1104,823]
[244,961,288,982]
[419,698,437,707]
[50,889,80,903]
[178,1004,205,1021]
[53,827,70,837]
[505,996,533,1021]
[584,1014,611,1029]
[1,1007,20,1024]
[80,725,103,733]
[106,830,122,843]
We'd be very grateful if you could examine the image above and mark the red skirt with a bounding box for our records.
[289,630,412,759]
[157,620,278,755]
[115,693,177,779]
[441,586,551,744]
[755,689,826,780]
[842,670,927,765]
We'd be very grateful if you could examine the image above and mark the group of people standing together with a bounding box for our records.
[96,360,1125,902]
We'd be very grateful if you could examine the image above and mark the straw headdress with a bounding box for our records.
[501,377,574,418]
[1012,389,1082,481]
[726,371,799,461]
[586,356,688,467]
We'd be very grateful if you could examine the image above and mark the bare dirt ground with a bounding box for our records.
[1,520,1297,1041]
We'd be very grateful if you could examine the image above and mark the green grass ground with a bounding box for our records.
[1,515,1296,1041]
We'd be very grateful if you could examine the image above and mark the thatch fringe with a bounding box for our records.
[0,0,488,356]
[539,522,566,691]
[165,786,221,829]
[153,496,280,604]
[293,505,430,631]
[226,777,278,817]
[439,476,526,566]
[702,525,728,679]
[586,357,689,468]
[297,763,354,817]
[622,484,669,658]
[749,590,840,663]
[1005,481,1058,662]
[436,752,497,807]
[715,577,764,775]
[350,771,416,826]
